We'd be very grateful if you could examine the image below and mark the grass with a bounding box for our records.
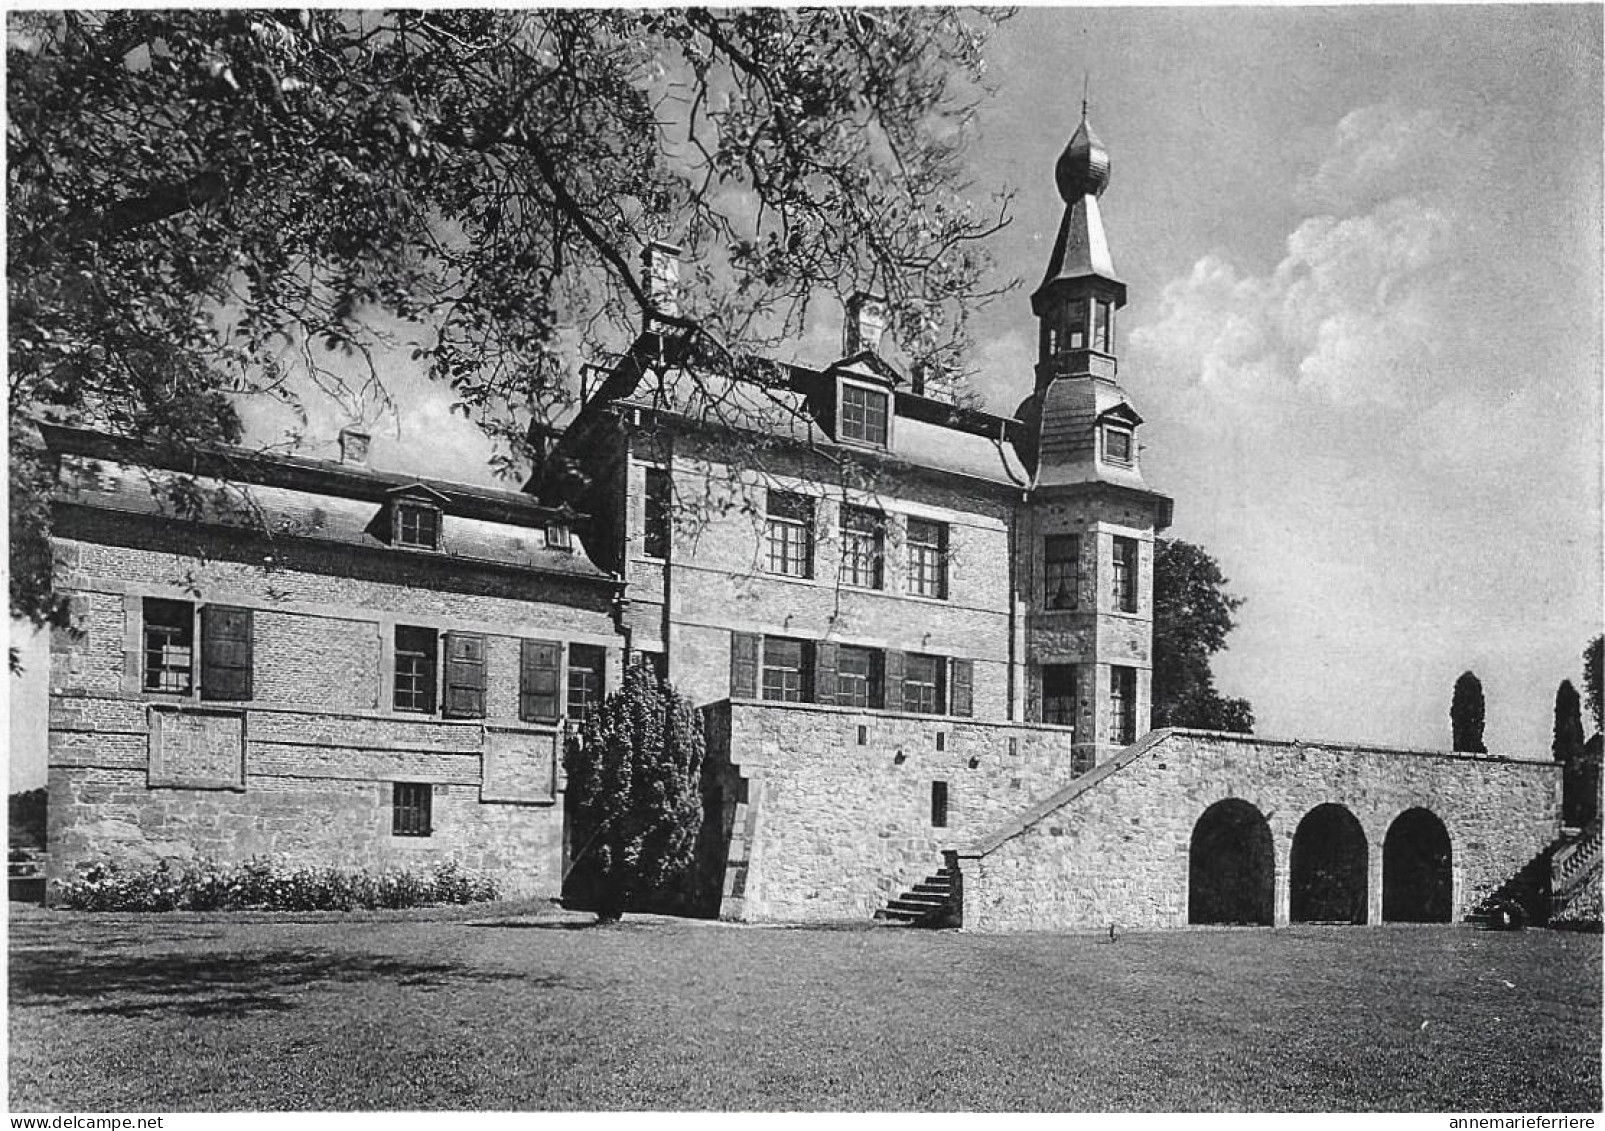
[8,903,1600,1112]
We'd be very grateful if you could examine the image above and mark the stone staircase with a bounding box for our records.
[1549,821,1602,928]
[873,864,959,927]
[1467,844,1554,928]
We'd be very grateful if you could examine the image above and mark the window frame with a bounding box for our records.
[393,625,439,714]
[764,491,814,579]
[643,467,672,559]
[393,500,442,551]
[392,781,433,837]
[142,598,195,695]
[906,518,949,600]
[566,643,607,723]
[761,637,811,704]
[840,505,885,590]
[839,381,890,448]
[834,645,882,709]
[1102,425,1134,466]
[903,652,946,715]
[1111,665,1137,746]
[1112,536,1139,613]
[1043,533,1081,611]
[1043,664,1077,727]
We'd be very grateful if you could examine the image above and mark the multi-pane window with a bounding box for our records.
[1111,665,1137,745]
[395,502,440,550]
[643,467,672,559]
[1112,536,1138,612]
[1043,534,1080,610]
[143,598,194,693]
[1064,299,1088,352]
[906,519,948,600]
[840,384,889,447]
[836,645,882,709]
[567,644,606,722]
[765,492,813,578]
[1103,426,1133,465]
[841,506,885,589]
[1043,665,1077,727]
[904,653,946,715]
[762,637,810,703]
[394,625,438,713]
[392,782,433,837]
[1092,299,1113,353]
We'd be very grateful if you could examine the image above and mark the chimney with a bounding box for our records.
[641,240,683,318]
[337,427,370,467]
[844,292,888,356]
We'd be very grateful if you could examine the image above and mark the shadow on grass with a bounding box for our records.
[9,945,557,1020]
[467,919,606,931]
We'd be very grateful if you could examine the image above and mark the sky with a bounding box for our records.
[9,5,1602,787]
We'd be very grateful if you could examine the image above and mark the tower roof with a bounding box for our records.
[1055,113,1111,202]
[1033,109,1125,308]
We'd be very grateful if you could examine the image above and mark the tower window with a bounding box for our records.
[643,467,672,559]
[1063,299,1088,352]
[1043,665,1077,727]
[1111,666,1137,746]
[1043,534,1080,610]
[840,384,889,447]
[765,492,813,578]
[1103,426,1133,465]
[1093,300,1114,353]
[1112,536,1138,613]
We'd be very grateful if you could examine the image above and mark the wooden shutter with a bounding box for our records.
[812,641,838,706]
[730,632,760,700]
[443,632,486,718]
[950,659,974,718]
[883,650,906,713]
[199,605,253,701]
[520,640,562,722]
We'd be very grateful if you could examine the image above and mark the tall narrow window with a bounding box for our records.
[394,625,438,713]
[841,506,884,589]
[200,605,254,701]
[931,781,949,829]
[392,782,433,837]
[765,492,813,578]
[143,598,194,693]
[519,640,562,722]
[835,645,882,709]
[906,519,948,599]
[442,632,487,719]
[840,384,889,447]
[1064,299,1088,352]
[1092,299,1113,353]
[1112,536,1138,612]
[903,653,946,715]
[1111,666,1137,745]
[1043,665,1076,727]
[1043,534,1080,610]
[762,637,811,703]
[643,468,671,559]
[567,644,606,722]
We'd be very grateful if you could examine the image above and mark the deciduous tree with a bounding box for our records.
[563,664,704,922]
[8,9,1011,641]
[1151,538,1254,733]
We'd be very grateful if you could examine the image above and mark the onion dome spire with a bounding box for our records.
[1055,94,1111,202]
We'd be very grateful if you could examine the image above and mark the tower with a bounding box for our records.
[1015,104,1172,769]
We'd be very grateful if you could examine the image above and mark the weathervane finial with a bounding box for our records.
[1082,74,1089,119]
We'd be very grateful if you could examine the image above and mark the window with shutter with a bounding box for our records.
[394,625,438,713]
[730,632,761,699]
[812,641,838,706]
[443,631,487,718]
[200,605,253,701]
[520,640,562,722]
[949,658,974,718]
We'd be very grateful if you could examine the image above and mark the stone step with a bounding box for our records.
[912,881,954,896]
[873,907,927,923]
[887,896,947,914]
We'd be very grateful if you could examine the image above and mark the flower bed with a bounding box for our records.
[54,857,499,912]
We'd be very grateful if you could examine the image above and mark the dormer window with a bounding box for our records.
[1102,426,1133,466]
[545,524,572,551]
[840,383,889,447]
[394,501,441,550]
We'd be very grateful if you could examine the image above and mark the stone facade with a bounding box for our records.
[42,424,621,898]
[955,729,1560,932]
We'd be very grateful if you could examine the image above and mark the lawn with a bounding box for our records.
[8,903,1600,1112]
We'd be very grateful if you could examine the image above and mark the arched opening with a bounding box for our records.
[1188,799,1275,925]
[1290,804,1368,924]
[1383,808,1453,923]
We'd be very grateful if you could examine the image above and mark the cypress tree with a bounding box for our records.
[1451,671,1487,753]
[1554,680,1585,765]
